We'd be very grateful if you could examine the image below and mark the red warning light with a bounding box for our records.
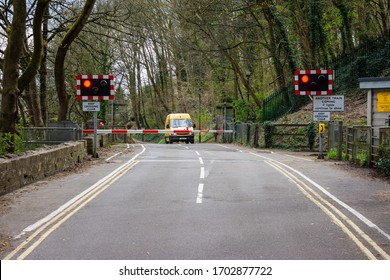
[301,75,309,83]
[83,80,92,88]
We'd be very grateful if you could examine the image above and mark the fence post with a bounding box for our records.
[337,121,343,160]
[254,123,259,148]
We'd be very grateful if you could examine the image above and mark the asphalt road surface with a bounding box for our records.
[1,143,389,260]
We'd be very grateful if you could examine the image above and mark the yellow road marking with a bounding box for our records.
[266,160,389,260]
[5,161,139,260]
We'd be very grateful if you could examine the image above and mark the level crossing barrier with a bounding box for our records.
[82,129,233,134]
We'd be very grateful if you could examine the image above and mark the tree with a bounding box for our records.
[55,0,96,121]
[0,0,49,151]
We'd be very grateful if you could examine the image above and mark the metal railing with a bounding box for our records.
[22,126,82,149]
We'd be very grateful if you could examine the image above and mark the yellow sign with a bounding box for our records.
[377,92,390,112]
[318,123,325,134]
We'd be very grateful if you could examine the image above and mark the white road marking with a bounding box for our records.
[15,144,146,239]
[266,160,390,260]
[199,157,204,165]
[250,152,390,241]
[265,160,378,260]
[195,151,200,156]
[200,167,205,179]
[105,152,123,162]
[196,183,204,203]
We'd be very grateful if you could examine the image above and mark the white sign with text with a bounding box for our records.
[313,96,344,112]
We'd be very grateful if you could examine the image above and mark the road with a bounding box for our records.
[1,143,389,260]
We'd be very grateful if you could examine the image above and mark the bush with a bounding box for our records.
[326,148,338,160]
[357,150,368,167]
[0,132,24,156]
[375,146,390,176]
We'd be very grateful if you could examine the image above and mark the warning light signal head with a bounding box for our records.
[80,78,111,97]
[301,75,309,83]
[295,70,333,95]
[77,75,115,100]
[83,80,92,88]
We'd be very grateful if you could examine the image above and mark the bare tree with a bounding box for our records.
[55,0,96,121]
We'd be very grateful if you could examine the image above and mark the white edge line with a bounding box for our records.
[105,144,134,162]
[105,152,123,162]
[250,152,390,241]
[16,144,146,238]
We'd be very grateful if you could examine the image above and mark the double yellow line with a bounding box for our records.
[265,160,389,260]
[5,160,139,260]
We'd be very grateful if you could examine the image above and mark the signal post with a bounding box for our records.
[77,74,115,158]
[294,70,334,158]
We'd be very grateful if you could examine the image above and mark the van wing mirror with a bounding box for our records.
[166,124,170,129]
[193,123,196,128]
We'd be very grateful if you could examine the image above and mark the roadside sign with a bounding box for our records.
[313,111,330,122]
[318,123,325,134]
[313,95,344,112]
[377,92,390,112]
[82,102,100,112]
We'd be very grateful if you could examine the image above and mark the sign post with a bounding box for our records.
[82,101,101,158]
[93,111,98,158]
[318,123,325,159]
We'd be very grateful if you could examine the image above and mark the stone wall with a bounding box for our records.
[0,141,86,196]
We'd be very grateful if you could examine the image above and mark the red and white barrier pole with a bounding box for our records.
[82,129,233,134]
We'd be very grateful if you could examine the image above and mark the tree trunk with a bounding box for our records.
[128,56,139,128]
[55,0,96,121]
[17,0,49,95]
[142,44,170,113]
[173,51,186,112]
[0,0,26,138]
[39,6,49,125]
[332,0,354,53]
[26,80,44,126]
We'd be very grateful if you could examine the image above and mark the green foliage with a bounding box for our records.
[233,99,257,122]
[263,121,274,148]
[326,148,338,160]
[0,132,25,156]
[356,150,368,167]
[132,134,164,144]
[375,146,390,176]
[197,110,214,130]
[291,127,306,148]
[326,147,347,161]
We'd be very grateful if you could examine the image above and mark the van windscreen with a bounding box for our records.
[171,119,192,128]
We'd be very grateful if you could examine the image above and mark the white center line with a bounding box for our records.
[195,151,200,156]
[200,167,205,179]
[199,157,204,165]
[196,183,204,203]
